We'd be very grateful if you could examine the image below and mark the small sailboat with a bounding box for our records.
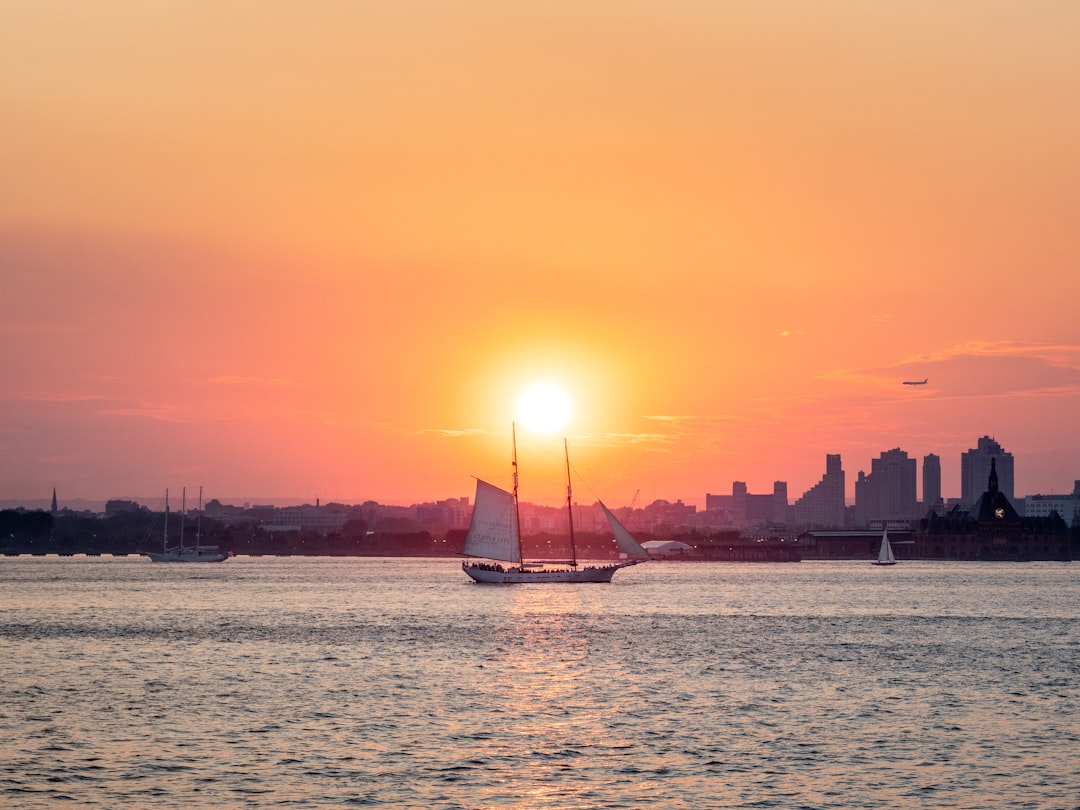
[872,527,897,566]
[461,426,650,583]
[144,487,230,563]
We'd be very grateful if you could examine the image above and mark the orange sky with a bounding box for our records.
[3,2,1080,508]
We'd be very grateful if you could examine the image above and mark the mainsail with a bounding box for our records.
[461,479,522,563]
[600,502,651,561]
[876,528,896,565]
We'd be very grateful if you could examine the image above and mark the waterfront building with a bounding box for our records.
[797,529,914,560]
[917,459,1070,560]
[1023,481,1080,527]
[271,501,352,532]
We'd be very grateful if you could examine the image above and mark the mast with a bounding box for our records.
[180,487,186,555]
[564,438,578,568]
[512,422,522,555]
[163,489,169,554]
[196,486,202,557]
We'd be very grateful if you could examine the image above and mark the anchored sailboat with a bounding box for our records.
[461,426,650,583]
[872,527,897,566]
[144,487,230,563]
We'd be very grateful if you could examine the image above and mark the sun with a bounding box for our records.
[517,383,571,433]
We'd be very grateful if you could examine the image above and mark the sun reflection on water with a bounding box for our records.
[468,586,672,806]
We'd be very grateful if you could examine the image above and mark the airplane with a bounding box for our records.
[903,378,928,386]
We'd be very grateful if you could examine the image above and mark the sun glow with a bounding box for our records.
[518,383,571,434]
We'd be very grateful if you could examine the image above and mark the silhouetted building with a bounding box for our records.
[854,448,917,528]
[923,453,942,513]
[772,481,789,526]
[706,481,788,530]
[798,529,914,560]
[917,459,1070,560]
[791,454,846,529]
[961,436,1014,506]
[105,499,144,516]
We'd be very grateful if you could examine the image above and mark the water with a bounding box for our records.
[1,557,1078,809]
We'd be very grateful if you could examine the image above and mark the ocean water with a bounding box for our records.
[1,557,1078,809]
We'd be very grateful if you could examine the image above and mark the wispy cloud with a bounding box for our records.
[99,403,181,420]
[820,341,1080,395]
[588,432,674,446]
[202,376,301,386]
[418,427,494,438]
[642,414,740,424]
[4,392,104,403]
[900,341,1080,367]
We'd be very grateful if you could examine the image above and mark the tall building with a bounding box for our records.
[772,481,789,526]
[792,454,846,529]
[854,448,917,528]
[923,454,942,512]
[961,436,1014,506]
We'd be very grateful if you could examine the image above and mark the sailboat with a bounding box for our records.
[461,426,651,583]
[872,527,897,566]
[144,487,230,563]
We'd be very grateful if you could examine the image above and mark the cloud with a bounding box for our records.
[592,432,674,445]
[418,427,493,438]
[900,340,1080,367]
[99,404,181,420]
[202,376,301,386]
[642,414,740,424]
[821,341,1080,397]
[4,392,104,403]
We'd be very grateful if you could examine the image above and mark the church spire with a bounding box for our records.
[987,457,999,496]
[51,486,58,514]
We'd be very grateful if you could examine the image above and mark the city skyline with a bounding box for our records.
[12,434,1074,515]
[3,3,1080,508]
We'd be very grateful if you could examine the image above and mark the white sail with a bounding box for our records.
[462,479,522,563]
[600,502,651,561]
[876,528,896,565]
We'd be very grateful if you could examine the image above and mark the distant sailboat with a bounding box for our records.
[144,487,229,563]
[461,426,650,583]
[872,527,897,566]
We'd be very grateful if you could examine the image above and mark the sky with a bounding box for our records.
[3,1,1080,509]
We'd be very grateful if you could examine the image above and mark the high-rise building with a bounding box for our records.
[772,481,789,526]
[792,454,846,529]
[961,436,1014,506]
[923,454,942,512]
[854,448,917,528]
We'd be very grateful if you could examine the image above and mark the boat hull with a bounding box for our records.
[462,560,638,583]
[144,551,230,563]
